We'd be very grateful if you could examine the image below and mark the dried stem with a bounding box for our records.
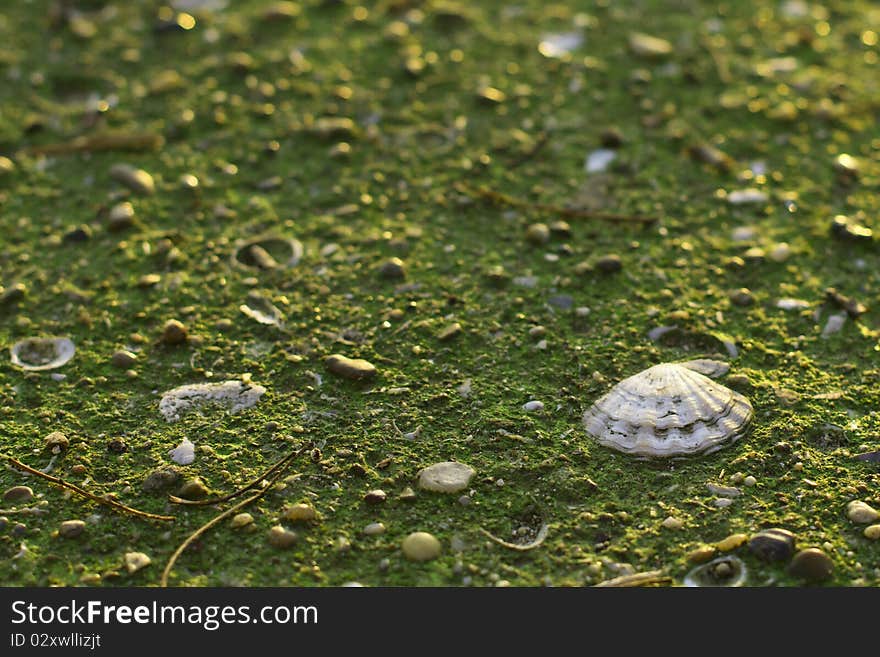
[3,454,174,522]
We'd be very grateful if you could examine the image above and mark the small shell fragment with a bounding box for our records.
[582,361,753,457]
[169,438,196,465]
[159,380,267,422]
[684,555,747,587]
[10,337,75,371]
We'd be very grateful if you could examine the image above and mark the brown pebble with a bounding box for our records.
[59,520,86,539]
[176,478,209,500]
[4,486,34,502]
[378,257,406,280]
[595,254,622,273]
[160,319,188,345]
[283,503,318,523]
[788,548,834,583]
[437,322,462,342]
[44,431,69,453]
[364,489,387,504]
[715,533,748,552]
[325,354,377,380]
[267,525,298,548]
[686,545,717,564]
[110,350,137,368]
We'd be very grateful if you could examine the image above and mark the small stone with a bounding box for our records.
[230,513,254,529]
[63,225,91,242]
[600,127,624,148]
[595,254,622,273]
[142,467,182,493]
[846,500,880,524]
[44,431,69,453]
[661,516,684,530]
[283,503,318,523]
[417,461,475,493]
[822,313,847,338]
[629,32,673,58]
[522,400,544,412]
[399,487,417,501]
[107,437,127,454]
[729,288,755,306]
[267,525,298,548]
[525,223,550,245]
[160,319,188,345]
[437,322,462,341]
[686,546,717,563]
[402,532,442,562]
[727,188,769,205]
[124,552,152,574]
[485,265,509,286]
[137,273,161,288]
[325,354,377,380]
[743,476,757,487]
[107,202,136,231]
[831,215,873,242]
[707,483,742,498]
[110,164,155,195]
[110,350,137,368]
[0,155,14,175]
[833,153,860,178]
[715,533,748,552]
[549,220,572,237]
[59,520,86,538]
[363,522,386,536]
[378,257,406,280]
[788,548,834,583]
[863,525,880,540]
[176,478,209,500]
[769,243,792,262]
[748,528,796,562]
[364,489,387,504]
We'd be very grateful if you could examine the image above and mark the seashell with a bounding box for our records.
[10,337,75,371]
[684,555,747,587]
[582,360,752,457]
[232,234,303,271]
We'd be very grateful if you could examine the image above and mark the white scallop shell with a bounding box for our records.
[583,360,752,457]
[10,337,75,371]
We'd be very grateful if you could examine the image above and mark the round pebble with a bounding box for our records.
[525,223,550,245]
[402,532,442,562]
[417,461,475,493]
[110,350,137,368]
[363,522,386,536]
[3,486,34,502]
[364,489,387,504]
[44,431,69,453]
[748,528,796,562]
[59,520,86,539]
[110,164,155,195]
[595,254,622,273]
[378,257,406,280]
[267,525,298,548]
[325,354,377,380]
[863,525,880,540]
[124,552,152,574]
[230,513,254,529]
[661,516,684,530]
[788,548,834,582]
[283,503,318,523]
[522,400,544,412]
[176,478,209,500]
[846,500,879,524]
[729,288,755,306]
[107,202,136,231]
[160,319,188,345]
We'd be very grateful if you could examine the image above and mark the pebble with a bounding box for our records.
[769,243,792,262]
[417,461,475,493]
[107,437,127,454]
[706,483,741,498]
[325,354,377,380]
[230,513,254,529]
[833,153,860,178]
[110,164,155,195]
[378,257,406,280]
[550,220,572,237]
[4,486,34,502]
[831,215,873,241]
[124,552,152,574]
[437,322,462,341]
[522,400,544,412]
[595,254,622,273]
[0,155,14,175]
[731,226,757,241]
[167,437,195,465]
[846,500,879,524]
[600,127,624,148]
[107,202,136,231]
[137,273,161,288]
[160,319,188,345]
[267,525,298,548]
[863,525,880,540]
[748,528,796,562]
[364,489,387,504]
[821,312,846,338]
[585,149,616,173]
[525,223,550,245]
[661,516,684,530]
[727,188,768,205]
[44,431,69,453]
[743,476,757,487]
[283,503,318,523]
[628,32,673,58]
[729,288,755,306]
[686,545,717,563]
[776,298,810,311]
[363,522,386,536]
[399,487,417,501]
[538,31,583,58]
[141,467,182,493]
[402,532,442,562]
[59,520,86,538]
[110,350,137,368]
[788,548,833,582]
[176,478,209,500]
[715,533,748,552]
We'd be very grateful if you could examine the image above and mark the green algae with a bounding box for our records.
[1,1,879,587]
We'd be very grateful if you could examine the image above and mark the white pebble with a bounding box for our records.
[585,148,616,173]
[821,312,846,338]
[168,438,195,465]
[727,189,768,205]
[522,400,544,412]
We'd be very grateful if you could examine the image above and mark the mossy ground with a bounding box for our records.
[1,0,879,587]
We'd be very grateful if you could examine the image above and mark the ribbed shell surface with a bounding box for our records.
[583,363,753,457]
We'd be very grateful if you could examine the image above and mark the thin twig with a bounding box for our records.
[454,182,658,224]
[168,443,310,506]
[18,132,165,157]
[594,570,672,587]
[160,489,264,587]
[3,454,174,522]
